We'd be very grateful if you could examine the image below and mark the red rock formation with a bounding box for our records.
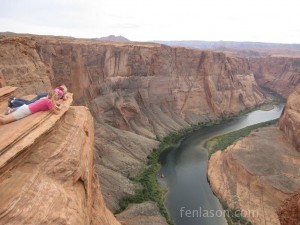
[0,90,120,225]
[208,87,300,225]
[277,190,300,225]
[0,86,17,110]
[279,85,300,151]
[208,126,300,225]
[31,36,265,211]
[36,38,265,119]
[0,36,52,95]
[0,34,266,221]
[250,57,300,98]
[1,33,299,225]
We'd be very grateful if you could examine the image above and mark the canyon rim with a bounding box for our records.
[0,33,299,225]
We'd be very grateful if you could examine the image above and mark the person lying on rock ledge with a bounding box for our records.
[5,85,68,114]
[0,90,62,125]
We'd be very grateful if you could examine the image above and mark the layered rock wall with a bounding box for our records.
[0,36,52,95]
[37,39,265,120]
[208,126,300,225]
[1,34,299,224]
[250,57,300,97]
[279,84,300,151]
[208,88,300,225]
[33,37,266,210]
[1,34,268,212]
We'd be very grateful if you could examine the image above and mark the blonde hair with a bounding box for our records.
[60,85,68,93]
[48,90,59,101]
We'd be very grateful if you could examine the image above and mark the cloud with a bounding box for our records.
[111,23,140,29]
[0,0,299,43]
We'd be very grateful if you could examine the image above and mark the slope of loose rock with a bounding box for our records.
[116,202,168,225]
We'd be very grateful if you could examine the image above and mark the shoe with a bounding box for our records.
[8,96,15,108]
[8,99,12,108]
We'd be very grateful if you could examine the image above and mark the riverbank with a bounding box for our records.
[115,123,207,225]
[115,115,236,224]
[206,119,279,158]
[206,119,280,225]
[207,124,298,225]
[115,98,283,224]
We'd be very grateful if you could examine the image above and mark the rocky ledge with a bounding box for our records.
[0,88,120,225]
[0,35,267,214]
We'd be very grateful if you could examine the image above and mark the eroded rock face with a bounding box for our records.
[277,190,300,225]
[0,36,52,95]
[208,126,300,225]
[250,57,300,98]
[0,104,120,225]
[279,85,300,151]
[1,34,279,214]
[208,87,300,225]
[0,34,298,224]
[33,37,266,211]
[37,39,265,120]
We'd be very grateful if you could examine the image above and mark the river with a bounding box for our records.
[159,104,284,225]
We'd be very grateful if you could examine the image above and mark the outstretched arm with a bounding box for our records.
[55,101,63,110]
[50,107,60,115]
[50,100,63,115]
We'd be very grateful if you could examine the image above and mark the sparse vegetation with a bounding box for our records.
[115,114,239,224]
[221,201,253,225]
[115,122,208,225]
[116,97,281,225]
[206,119,279,158]
[207,120,280,225]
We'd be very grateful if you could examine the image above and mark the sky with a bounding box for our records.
[0,0,299,43]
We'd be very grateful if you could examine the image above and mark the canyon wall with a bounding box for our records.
[31,36,266,211]
[250,57,300,98]
[0,37,52,95]
[279,85,300,151]
[3,34,300,224]
[208,87,300,225]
